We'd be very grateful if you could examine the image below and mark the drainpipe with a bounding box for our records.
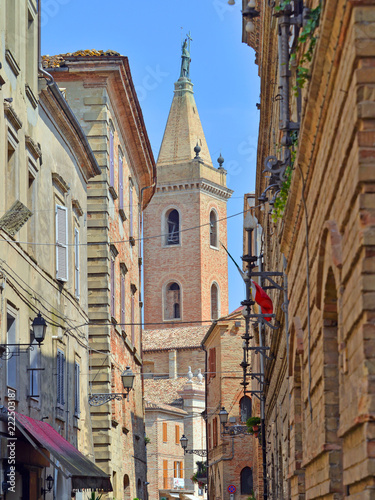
[259,259,268,500]
[202,344,210,500]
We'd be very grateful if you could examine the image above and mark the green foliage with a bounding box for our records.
[247,492,257,500]
[272,133,298,221]
[246,416,261,433]
[292,4,321,95]
[144,436,151,445]
[87,494,102,500]
[275,0,292,11]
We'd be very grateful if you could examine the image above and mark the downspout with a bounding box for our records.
[202,344,210,500]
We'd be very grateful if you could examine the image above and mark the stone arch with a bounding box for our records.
[322,267,343,496]
[123,474,130,500]
[239,395,252,422]
[240,466,254,494]
[161,205,182,246]
[209,207,219,248]
[163,280,182,320]
[210,281,220,320]
[316,220,342,310]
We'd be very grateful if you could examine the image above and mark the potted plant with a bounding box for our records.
[247,491,256,500]
[246,416,261,434]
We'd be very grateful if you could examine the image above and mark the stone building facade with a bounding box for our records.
[0,1,111,498]
[44,51,156,499]
[242,0,375,497]
[203,310,256,500]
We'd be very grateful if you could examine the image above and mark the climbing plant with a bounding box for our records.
[272,133,298,221]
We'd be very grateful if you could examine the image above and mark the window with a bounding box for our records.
[29,328,40,399]
[111,256,116,319]
[240,396,252,422]
[211,283,219,320]
[165,209,180,245]
[26,7,37,94]
[5,0,17,58]
[57,349,65,406]
[208,347,216,382]
[6,139,17,211]
[27,163,36,254]
[208,422,212,450]
[213,417,218,448]
[164,282,181,320]
[74,362,80,417]
[163,460,168,489]
[7,309,17,390]
[131,284,136,344]
[118,153,123,212]
[240,467,253,494]
[74,228,80,298]
[120,264,127,329]
[163,422,168,442]
[56,205,68,282]
[175,424,180,444]
[210,210,218,247]
[174,461,183,479]
[109,127,115,189]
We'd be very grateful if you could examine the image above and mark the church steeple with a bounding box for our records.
[157,39,213,168]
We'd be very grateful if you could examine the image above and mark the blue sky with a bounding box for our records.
[41,0,260,313]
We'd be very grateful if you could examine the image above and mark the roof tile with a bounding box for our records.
[143,325,208,351]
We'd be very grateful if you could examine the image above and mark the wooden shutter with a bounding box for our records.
[109,130,114,187]
[121,273,125,327]
[74,362,80,416]
[57,350,65,406]
[56,205,68,281]
[174,461,177,478]
[175,425,180,444]
[74,228,80,298]
[118,155,123,210]
[208,422,212,450]
[163,460,168,489]
[212,347,216,380]
[111,259,115,318]
[213,417,218,448]
[180,461,183,479]
[163,422,167,442]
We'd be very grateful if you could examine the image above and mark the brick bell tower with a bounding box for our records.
[143,39,233,329]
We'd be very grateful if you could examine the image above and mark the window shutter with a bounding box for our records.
[119,156,123,210]
[75,363,80,416]
[131,293,135,345]
[163,422,167,442]
[163,460,168,489]
[212,347,216,379]
[175,425,180,444]
[121,273,125,327]
[180,461,183,479]
[174,461,177,478]
[208,422,212,450]
[74,228,80,298]
[57,351,61,404]
[111,259,115,318]
[62,352,65,405]
[213,417,217,447]
[109,130,114,187]
[56,205,68,281]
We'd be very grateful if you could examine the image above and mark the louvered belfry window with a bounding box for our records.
[166,209,179,245]
[57,349,65,406]
[56,205,68,281]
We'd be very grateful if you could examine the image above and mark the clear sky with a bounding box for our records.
[41,0,260,313]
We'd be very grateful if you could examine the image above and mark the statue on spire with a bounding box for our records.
[180,32,192,79]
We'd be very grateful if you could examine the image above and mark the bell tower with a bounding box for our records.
[143,40,233,329]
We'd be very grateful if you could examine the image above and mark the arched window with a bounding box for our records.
[166,209,180,245]
[137,478,143,500]
[123,474,130,500]
[211,283,219,320]
[210,210,218,247]
[240,467,253,495]
[239,396,252,422]
[164,282,181,320]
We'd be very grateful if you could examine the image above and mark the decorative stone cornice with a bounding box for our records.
[4,102,22,131]
[72,199,84,217]
[155,179,233,201]
[52,172,69,194]
[25,136,42,160]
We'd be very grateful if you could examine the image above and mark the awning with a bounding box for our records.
[13,412,112,492]
[182,495,201,500]
[169,494,180,498]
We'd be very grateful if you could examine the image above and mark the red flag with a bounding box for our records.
[251,280,273,321]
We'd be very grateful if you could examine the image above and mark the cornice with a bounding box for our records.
[155,179,233,201]
[4,102,23,131]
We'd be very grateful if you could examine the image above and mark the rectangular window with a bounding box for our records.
[57,349,65,406]
[208,422,212,450]
[118,155,123,211]
[180,461,184,479]
[109,129,114,188]
[29,329,40,399]
[7,139,17,211]
[175,424,180,444]
[129,180,133,238]
[163,460,168,489]
[174,461,181,479]
[163,422,168,442]
[74,228,80,298]
[6,0,17,57]
[7,310,17,390]
[56,205,68,281]
[208,347,216,382]
[74,362,80,417]
[26,8,37,93]
[27,163,36,254]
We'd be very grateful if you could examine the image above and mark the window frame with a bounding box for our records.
[6,306,18,393]
[55,204,68,282]
[56,349,65,408]
[162,206,181,248]
[209,208,219,248]
[74,361,80,417]
[210,282,220,320]
[163,281,182,321]
[163,422,168,443]
[74,227,80,299]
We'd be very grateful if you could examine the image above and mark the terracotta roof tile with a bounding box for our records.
[144,377,188,407]
[42,50,121,68]
[145,401,187,415]
[143,326,208,351]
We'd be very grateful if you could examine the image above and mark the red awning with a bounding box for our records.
[13,412,112,492]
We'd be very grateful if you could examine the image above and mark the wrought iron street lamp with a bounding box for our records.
[179,434,207,457]
[41,474,54,498]
[88,366,135,406]
[0,312,47,360]
[219,406,249,436]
